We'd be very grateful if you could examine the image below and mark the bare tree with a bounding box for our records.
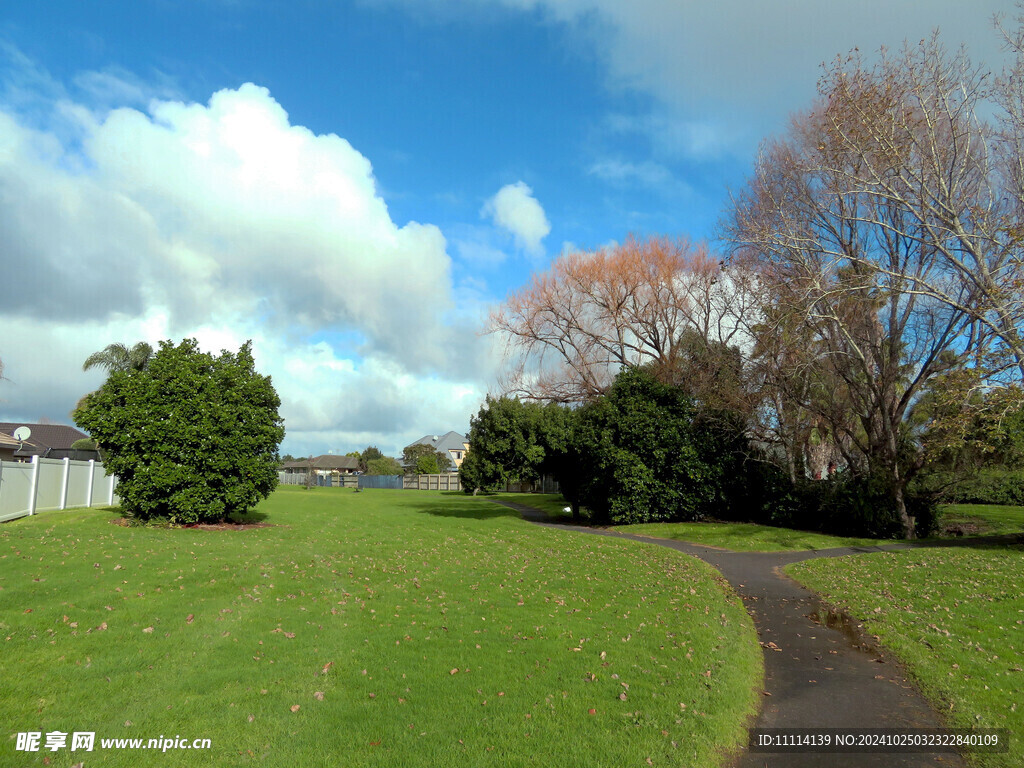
[488,235,750,403]
[721,34,1019,538]
[806,36,1024,378]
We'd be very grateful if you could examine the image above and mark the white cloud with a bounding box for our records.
[2,82,455,369]
[0,79,496,456]
[588,157,672,186]
[481,181,551,257]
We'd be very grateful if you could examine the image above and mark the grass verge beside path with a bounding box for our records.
[1,486,761,768]
[938,505,1024,537]
[787,546,1024,768]
[610,521,885,552]
[494,493,886,551]
[487,493,572,520]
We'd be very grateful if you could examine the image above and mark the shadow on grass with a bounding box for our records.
[112,507,270,528]
[915,533,1024,551]
[402,493,528,521]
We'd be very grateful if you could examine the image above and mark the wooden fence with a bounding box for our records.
[277,472,560,494]
[402,474,462,491]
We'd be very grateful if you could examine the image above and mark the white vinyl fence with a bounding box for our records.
[0,457,119,524]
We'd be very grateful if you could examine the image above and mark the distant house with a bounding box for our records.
[279,455,361,475]
[404,431,469,473]
[0,423,100,462]
[0,433,20,462]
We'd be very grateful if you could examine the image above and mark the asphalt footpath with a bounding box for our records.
[493,500,968,768]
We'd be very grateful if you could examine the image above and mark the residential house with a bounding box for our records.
[0,423,100,462]
[279,455,361,475]
[404,431,469,473]
[0,433,20,462]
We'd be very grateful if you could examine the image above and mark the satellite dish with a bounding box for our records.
[13,426,31,442]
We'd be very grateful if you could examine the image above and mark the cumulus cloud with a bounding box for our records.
[481,181,551,257]
[0,78,494,454]
[1,82,455,370]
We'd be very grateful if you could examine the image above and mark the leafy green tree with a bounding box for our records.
[74,339,285,524]
[83,342,154,375]
[459,396,577,502]
[572,366,725,525]
[360,445,385,463]
[403,443,452,474]
[366,456,403,475]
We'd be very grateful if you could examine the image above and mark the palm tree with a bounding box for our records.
[82,342,154,374]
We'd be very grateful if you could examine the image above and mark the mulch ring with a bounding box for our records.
[182,521,273,531]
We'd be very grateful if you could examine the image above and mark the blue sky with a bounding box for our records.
[0,0,1015,457]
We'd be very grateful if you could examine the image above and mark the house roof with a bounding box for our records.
[406,431,468,454]
[280,455,361,471]
[0,423,91,457]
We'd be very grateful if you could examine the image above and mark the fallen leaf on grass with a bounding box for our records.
[313,692,324,700]
[142,627,154,633]
[186,614,194,624]
[290,705,300,712]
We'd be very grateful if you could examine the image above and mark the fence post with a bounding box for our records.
[108,473,116,505]
[86,459,95,508]
[28,456,40,515]
[59,457,71,510]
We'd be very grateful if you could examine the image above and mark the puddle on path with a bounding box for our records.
[806,606,879,656]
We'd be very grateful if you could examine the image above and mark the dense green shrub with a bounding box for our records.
[915,469,1024,506]
[571,367,730,525]
[74,339,284,524]
[761,471,938,539]
[366,456,403,475]
[460,396,574,494]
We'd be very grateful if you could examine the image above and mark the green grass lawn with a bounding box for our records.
[0,486,761,768]
[937,504,1024,537]
[487,493,574,521]
[497,495,1024,552]
[609,521,886,552]
[787,545,1024,768]
[494,494,887,551]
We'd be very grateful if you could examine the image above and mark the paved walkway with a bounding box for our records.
[494,500,967,768]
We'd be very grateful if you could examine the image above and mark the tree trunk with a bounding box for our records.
[894,482,916,540]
